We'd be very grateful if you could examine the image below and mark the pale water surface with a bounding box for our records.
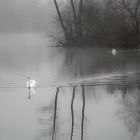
[0,33,140,140]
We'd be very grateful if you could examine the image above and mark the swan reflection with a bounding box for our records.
[27,77,36,99]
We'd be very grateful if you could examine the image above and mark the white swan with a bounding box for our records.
[26,77,36,88]
[112,48,117,56]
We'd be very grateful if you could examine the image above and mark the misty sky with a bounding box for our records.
[0,0,58,33]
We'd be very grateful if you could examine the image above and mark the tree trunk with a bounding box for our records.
[70,0,78,39]
[121,0,140,34]
[53,0,69,41]
[78,0,83,41]
[134,0,140,34]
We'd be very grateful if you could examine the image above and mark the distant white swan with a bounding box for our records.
[112,48,117,56]
[26,77,36,88]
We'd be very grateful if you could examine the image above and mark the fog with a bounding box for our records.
[0,0,56,33]
[0,1,140,140]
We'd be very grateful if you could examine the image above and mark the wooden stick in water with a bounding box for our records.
[70,86,76,140]
[81,84,85,140]
[52,87,60,140]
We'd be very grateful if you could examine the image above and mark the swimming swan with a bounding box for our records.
[26,77,36,88]
[112,48,117,56]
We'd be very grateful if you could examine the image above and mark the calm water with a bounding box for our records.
[0,33,140,140]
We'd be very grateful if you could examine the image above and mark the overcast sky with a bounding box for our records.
[0,0,58,33]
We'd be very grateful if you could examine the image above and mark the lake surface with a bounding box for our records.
[0,33,140,140]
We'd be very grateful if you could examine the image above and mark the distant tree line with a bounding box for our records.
[53,0,140,48]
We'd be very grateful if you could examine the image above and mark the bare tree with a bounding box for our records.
[78,0,83,40]
[71,0,77,34]
[53,0,69,41]
[52,0,140,48]
[121,0,140,34]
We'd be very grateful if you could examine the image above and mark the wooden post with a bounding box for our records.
[52,87,60,140]
[70,86,76,140]
[81,84,85,140]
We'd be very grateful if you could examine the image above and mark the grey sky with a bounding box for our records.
[0,0,57,33]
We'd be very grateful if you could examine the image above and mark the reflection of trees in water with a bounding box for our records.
[85,82,140,139]
[85,86,96,100]
[103,81,140,138]
[36,103,54,140]
[37,79,140,140]
[116,84,140,138]
[63,47,140,77]
[64,48,86,76]
[36,88,61,140]
[106,83,128,98]
[37,86,87,140]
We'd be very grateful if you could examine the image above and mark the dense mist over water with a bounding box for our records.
[0,1,140,140]
[0,0,55,33]
[0,33,65,87]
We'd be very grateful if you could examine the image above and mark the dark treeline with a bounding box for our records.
[53,0,140,48]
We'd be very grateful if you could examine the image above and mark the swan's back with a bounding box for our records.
[27,79,36,88]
